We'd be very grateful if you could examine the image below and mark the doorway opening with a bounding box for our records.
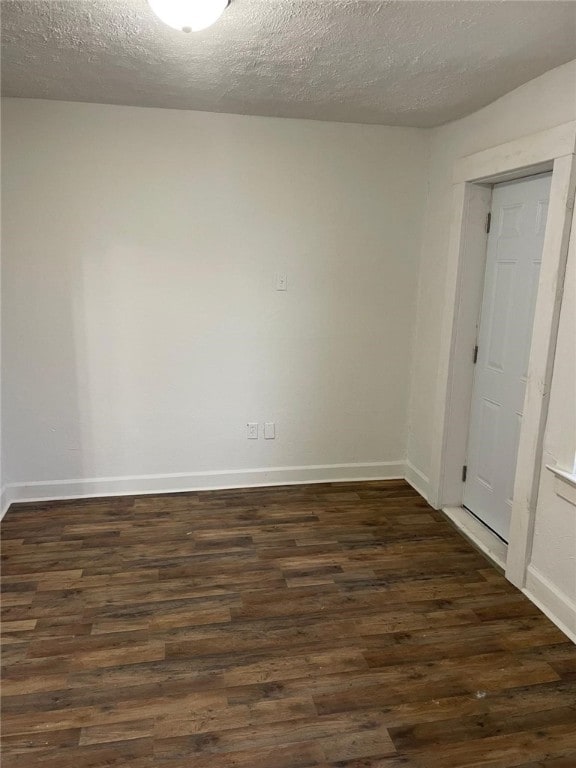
[463,173,552,543]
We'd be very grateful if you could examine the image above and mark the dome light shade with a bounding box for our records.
[148,0,229,32]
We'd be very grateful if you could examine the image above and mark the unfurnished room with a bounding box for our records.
[1,1,576,766]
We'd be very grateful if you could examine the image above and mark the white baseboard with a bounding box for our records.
[442,505,508,571]
[3,461,405,506]
[404,461,429,501]
[524,565,576,644]
[1,485,12,521]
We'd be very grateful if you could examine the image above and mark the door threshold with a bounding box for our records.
[442,506,508,573]
[462,505,509,545]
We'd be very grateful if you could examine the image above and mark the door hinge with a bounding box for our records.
[462,465,468,483]
[473,344,479,364]
[486,212,492,233]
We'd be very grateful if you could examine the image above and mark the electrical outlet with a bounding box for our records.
[247,423,258,439]
[264,422,276,439]
[276,273,287,291]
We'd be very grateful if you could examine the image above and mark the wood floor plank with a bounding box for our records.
[2,479,575,766]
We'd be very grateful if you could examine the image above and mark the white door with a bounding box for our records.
[463,173,551,541]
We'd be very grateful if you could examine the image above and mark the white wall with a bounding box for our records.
[406,59,576,633]
[528,208,576,634]
[1,98,428,496]
[0,122,3,513]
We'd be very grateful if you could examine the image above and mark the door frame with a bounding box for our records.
[429,121,576,589]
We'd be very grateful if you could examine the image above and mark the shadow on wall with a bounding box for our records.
[2,244,84,485]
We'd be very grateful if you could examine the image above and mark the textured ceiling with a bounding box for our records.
[2,0,576,127]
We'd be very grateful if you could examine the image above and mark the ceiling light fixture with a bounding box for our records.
[148,0,230,32]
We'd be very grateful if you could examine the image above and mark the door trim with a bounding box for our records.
[429,121,576,589]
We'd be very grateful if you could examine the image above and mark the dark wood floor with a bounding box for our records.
[1,480,575,767]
